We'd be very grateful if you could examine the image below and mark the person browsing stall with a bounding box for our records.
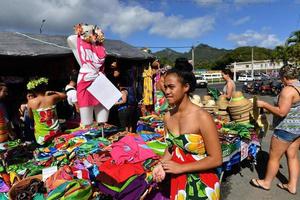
[221,68,236,100]
[0,82,15,142]
[65,70,79,118]
[250,64,300,195]
[27,77,66,145]
[152,58,222,200]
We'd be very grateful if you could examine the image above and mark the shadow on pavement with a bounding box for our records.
[254,150,288,183]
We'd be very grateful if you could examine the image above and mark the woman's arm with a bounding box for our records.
[258,87,294,117]
[163,111,222,174]
[115,90,128,105]
[47,91,67,103]
[27,101,34,119]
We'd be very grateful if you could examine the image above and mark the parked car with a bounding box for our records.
[195,75,208,88]
[238,74,254,82]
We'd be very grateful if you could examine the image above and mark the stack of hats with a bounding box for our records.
[190,94,203,107]
[228,91,253,123]
[202,95,218,113]
[215,95,230,121]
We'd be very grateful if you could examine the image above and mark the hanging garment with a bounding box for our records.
[32,105,61,145]
[142,67,153,105]
[166,131,220,200]
[76,36,106,107]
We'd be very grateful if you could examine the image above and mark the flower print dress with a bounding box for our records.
[32,105,61,145]
[166,131,220,200]
[76,36,106,108]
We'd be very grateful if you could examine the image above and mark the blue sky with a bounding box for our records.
[0,0,300,52]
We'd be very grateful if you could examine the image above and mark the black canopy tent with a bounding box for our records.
[0,32,154,123]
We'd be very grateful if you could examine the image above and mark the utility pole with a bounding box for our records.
[192,45,195,71]
[251,47,254,78]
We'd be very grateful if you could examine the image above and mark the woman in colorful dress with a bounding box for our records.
[152,58,222,200]
[27,77,66,145]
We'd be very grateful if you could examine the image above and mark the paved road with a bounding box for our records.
[194,83,300,200]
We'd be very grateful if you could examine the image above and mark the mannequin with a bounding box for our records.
[67,24,109,127]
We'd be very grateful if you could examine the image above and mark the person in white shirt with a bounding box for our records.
[65,70,79,118]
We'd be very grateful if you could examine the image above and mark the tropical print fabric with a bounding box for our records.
[32,105,61,145]
[166,132,220,200]
[142,67,153,106]
[154,90,169,115]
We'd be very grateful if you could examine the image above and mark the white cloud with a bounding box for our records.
[0,0,215,39]
[194,0,223,6]
[233,16,251,26]
[150,16,215,39]
[234,0,275,4]
[227,30,282,48]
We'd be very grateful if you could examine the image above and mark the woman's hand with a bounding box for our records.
[162,160,184,174]
[152,164,166,182]
[257,100,266,108]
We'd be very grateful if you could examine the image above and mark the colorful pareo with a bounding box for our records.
[154,90,169,115]
[166,132,220,200]
[32,105,61,145]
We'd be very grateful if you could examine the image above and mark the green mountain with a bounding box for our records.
[153,44,273,70]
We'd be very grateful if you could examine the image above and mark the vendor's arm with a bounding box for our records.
[163,110,222,174]
[257,87,294,117]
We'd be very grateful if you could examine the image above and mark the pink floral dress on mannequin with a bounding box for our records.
[76,36,106,108]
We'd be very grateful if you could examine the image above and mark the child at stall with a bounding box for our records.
[27,77,66,145]
[19,91,35,142]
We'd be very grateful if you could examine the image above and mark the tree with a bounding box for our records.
[286,30,300,46]
[271,45,289,65]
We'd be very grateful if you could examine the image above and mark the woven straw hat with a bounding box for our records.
[202,95,212,104]
[205,99,216,107]
[190,94,203,107]
[217,95,229,110]
[228,91,251,108]
[215,110,229,116]
[229,103,253,114]
[231,111,251,120]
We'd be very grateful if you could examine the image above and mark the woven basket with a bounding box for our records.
[8,174,43,200]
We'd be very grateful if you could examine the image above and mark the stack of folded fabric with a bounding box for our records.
[97,135,159,200]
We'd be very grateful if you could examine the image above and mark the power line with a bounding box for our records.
[136,46,192,48]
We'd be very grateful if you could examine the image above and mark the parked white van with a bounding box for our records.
[202,73,222,82]
[238,74,254,82]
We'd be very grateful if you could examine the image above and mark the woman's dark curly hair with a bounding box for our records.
[166,58,196,94]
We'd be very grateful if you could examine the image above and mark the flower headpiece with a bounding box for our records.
[74,23,105,44]
[27,77,48,90]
